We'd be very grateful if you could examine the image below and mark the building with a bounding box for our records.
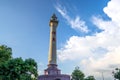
[38,14,70,80]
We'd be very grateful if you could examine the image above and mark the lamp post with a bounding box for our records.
[102,72,104,80]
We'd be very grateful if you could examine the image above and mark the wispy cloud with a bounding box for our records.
[56,0,120,80]
[55,4,89,33]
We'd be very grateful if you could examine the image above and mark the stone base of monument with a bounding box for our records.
[38,74,70,80]
[38,64,70,80]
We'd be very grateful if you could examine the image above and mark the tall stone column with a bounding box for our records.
[48,14,58,65]
[38,14,70,80]
[43,14,60,75]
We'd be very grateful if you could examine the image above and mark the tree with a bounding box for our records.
[71,67,85,80]
[113,68,120,80]
[85,76,95,80]
[0,57,38,80]
[0,45,12,65]
[71,67,96,80]
[0,45,38,80]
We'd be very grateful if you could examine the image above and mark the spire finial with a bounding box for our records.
[50,13,58,21]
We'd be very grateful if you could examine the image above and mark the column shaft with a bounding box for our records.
[48,26,57,65]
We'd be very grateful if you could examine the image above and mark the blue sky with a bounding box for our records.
[0,0,120,80]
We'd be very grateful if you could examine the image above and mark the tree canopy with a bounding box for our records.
[0,45,12,65]
[71,67,85,80]
[0,45,38,80]
[71,67,95,80]
[113,68,120,80]
[84,76,95,80]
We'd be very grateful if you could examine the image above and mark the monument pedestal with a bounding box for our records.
[38,64,70,80]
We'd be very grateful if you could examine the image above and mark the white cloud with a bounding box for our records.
[81,47,120,79]
[104,0,120,26]
[56,0,120,80]
[55,4,89,33]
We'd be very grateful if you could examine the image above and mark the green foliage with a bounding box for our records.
[113,68,120,80]
[0,45,12,64]
[0,45,38,80]
[0,58,38,80]
[71,67,85,80]
[84,76,95,80]
[71,67,96,80]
